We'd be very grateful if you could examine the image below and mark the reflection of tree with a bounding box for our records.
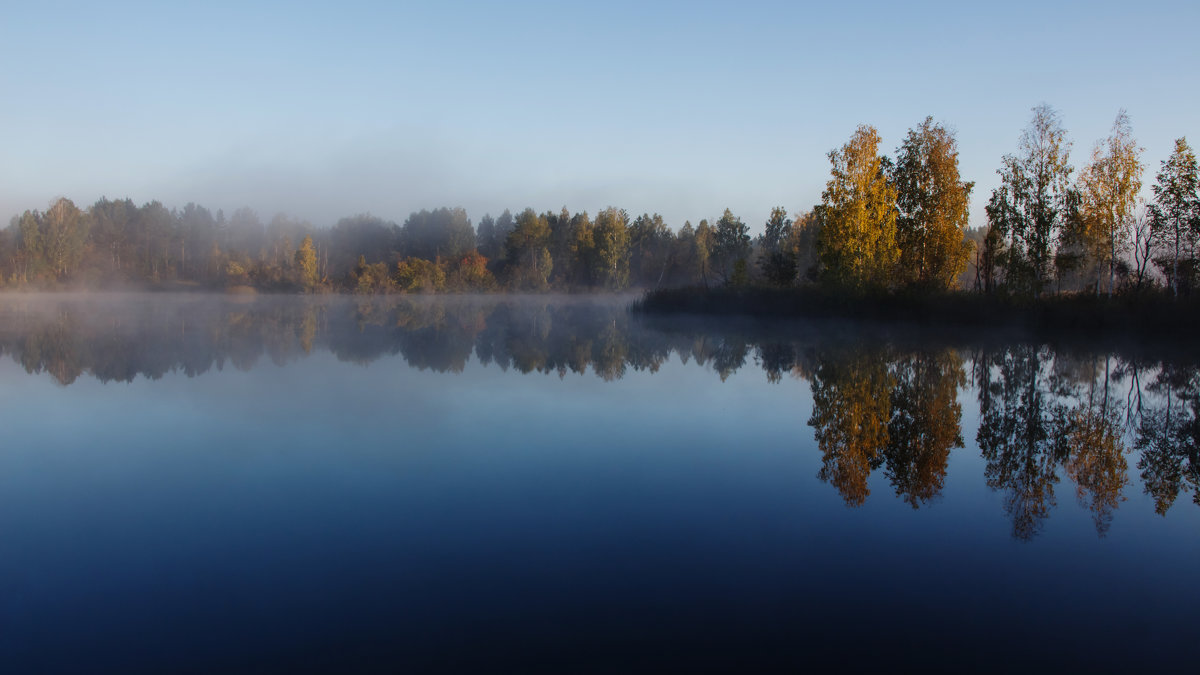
[884,350,965,508]
[805,346,966,508]
[592,320,628,382]
[297,305,319,354]
[689,336,715,370]
[1057,358,1128,536]
[976,345,1062,540]
[19,312,85,385]
[1061,404,1127,535]
[505,305,553,374]
[756,342,795,384]
[1136,368,1200,515]
[807,349,894,506]
[392,301,477,373]
[711,338,748,382]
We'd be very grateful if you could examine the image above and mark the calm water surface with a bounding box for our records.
[0,294,1197,672]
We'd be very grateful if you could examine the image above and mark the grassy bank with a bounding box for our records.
[632,286,1200,335]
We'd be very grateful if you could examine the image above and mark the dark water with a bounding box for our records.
[0,294,1196,673]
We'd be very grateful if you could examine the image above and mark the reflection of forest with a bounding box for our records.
[1,294,1197,536]
[806,340,1199,539]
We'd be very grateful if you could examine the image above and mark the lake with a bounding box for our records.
[1,293,1197,673]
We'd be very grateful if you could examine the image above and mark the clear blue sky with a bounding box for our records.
[2,0,1196,233]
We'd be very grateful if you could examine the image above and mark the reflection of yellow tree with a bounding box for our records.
[884,350,965,508]
[297,304,319,354]
[1061,404,1127,536]
[808,351,894,506]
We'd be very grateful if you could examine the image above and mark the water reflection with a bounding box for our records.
[807,347,895,507]
[1,293,1197,536]
[975,345,1064,539]
[1136,363,1200,516]
[887,350,965,508]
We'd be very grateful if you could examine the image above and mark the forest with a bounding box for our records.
[4,105,1198,301]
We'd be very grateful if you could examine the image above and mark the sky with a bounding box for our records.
[2,0,1197,234]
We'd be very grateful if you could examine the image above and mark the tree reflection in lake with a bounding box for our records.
[1136,363,1200,515]
[801,343,965,509]
[807,346,894,506]
[0,293,1198,537]
[885,349,965,508]
[975,344,1063,539]
[1057,356,1129,537]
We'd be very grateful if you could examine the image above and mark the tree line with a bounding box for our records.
[798,107,1198,298]
[5,104,1197,297]
[1,198,754,293]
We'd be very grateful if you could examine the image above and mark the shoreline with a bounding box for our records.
[632,286,1200,336]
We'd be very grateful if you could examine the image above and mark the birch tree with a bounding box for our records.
[1076,111,1143,296]
[892,117,974,290]
[817,125,898,289]
[985,104,1076,297]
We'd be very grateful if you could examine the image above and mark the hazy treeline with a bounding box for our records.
[2,295,1196,536]
[6,106,1196,298]
[1,198,754,293]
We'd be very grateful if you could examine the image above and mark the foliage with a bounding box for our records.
[756,206,796,286]
[352,256,394,294]
[505,208,553,290]
[41,198,90,280]
[629,213,671,289]
[477,210,514,263]
[568,212,598,288]
[1074,111,1143,297]
[986,104,1077,297]
[395,256,446,293]
[593,207,631,290]
[399,207,475,261]
[1148,137,1200,296]
[817,125,898,289]
[712,209,751,285]
[693,219,714,287]
[892,117,973,290]
[294,234,319,291]
[448,250,496,291]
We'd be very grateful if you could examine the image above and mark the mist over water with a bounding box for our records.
[1,293,1197,672]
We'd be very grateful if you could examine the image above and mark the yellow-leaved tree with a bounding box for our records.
[817,125,898,289]
[892,117,974,290]
[294,234,318,292]
[1075,110,1143,297]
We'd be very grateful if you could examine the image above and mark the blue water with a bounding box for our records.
[0,294,1196,672]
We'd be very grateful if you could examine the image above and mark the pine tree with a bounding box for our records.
[1148,137,1199,296]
